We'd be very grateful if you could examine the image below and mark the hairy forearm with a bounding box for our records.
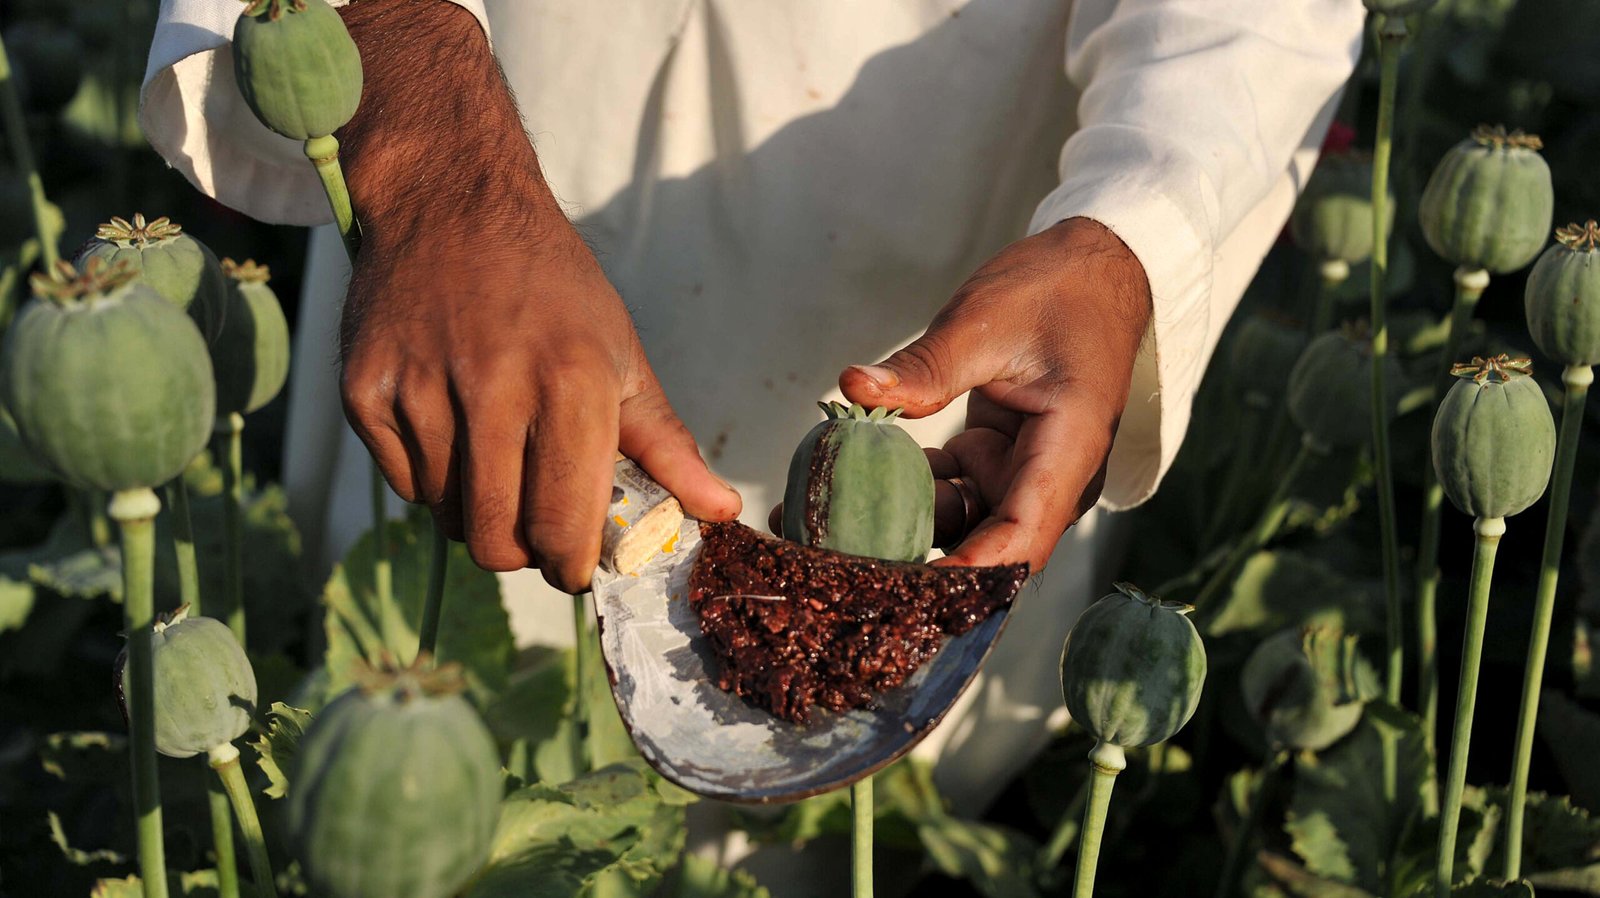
[336,0,561,248]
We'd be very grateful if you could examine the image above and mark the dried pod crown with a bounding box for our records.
[94,213,184,247]
[1470,124,1544,152]
[30,258,138,305]
[221,258,272,283]
[1450,354,1534,385]
[1556,220,1600,252]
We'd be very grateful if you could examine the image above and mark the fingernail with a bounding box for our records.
[713,472,738,494]
[850,364,900,390]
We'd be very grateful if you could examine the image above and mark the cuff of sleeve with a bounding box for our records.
[1028,156,1215,511]
[139,0,491,226]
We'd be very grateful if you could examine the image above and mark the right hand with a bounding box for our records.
[334,0,740,592]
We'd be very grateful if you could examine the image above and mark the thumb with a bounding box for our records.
[839,311,1002,418]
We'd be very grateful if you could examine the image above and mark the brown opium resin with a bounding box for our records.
[688,521,1028,723]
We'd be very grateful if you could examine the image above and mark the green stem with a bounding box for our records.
[1192,440,1315,617]
[111,489,168,898]
[1415,267,1488,770]
[1214,752,1287,898]
[206,775,240,898]
[218,413,246,647]
[417,519,449,658]
[1310,259,1350,336]
[1039,776,1091,876]
[167,478,201,615]
[1370,21,1407,824]
[853,776,874,898]
[571,591,590,774]
[370,463,392,622]
[210,744,278,898]
[1073,743,1125,898]
[1435,517,1503,898]
[303,134,389,636]
[0,34,60,271]
[1503,366,1590,880]
[303,135,360,263]
[1371,14,1405,712]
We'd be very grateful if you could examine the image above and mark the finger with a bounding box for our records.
[459,408,533,572]
[925,447,959,480]
[394,385,457,508]
[768,503,784,537]
[839,301,1013,419]
[341,369,419,503]
[941,427,1014,509]
[619,371,741,522]
[937,396,1117,573]
[932,479,968,549]
[522,370,620,593]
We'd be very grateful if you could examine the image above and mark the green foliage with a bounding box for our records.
[155,457,312,656]
[918,816,1040,898]
[248,702,311,801]
[467,762,688,898]
[1285,707,1430,893]
[1204,550,1381,638]
[322,506,513,704]
[659,854,772,898]
[488,648,583,786]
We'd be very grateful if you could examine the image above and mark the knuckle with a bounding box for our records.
[340,369,396,427]
[538,355,617,408]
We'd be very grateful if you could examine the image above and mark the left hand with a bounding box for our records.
[840,217,1151,573]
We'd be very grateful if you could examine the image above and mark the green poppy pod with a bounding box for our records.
[1,260,215,492]
[288,660,501,898]
[1431,355,1557,520]
[1230,314,1308,410]
[116,606,257,758]
[783,401,934,563]
[1240,626,1376,752]
[76,214,227,341]
[1419,126,1554,274]
[1525,221,1600,367]
[233,0,363,141]
[1290,153,1391,266]
[1060,583,1207,749]
[212,259,291,416]
[1286,326,1402,452]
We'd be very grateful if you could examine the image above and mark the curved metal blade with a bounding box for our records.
[591,518,1015,804]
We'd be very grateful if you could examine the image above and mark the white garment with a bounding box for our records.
[142,0,1361,814]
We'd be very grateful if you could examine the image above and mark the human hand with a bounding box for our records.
[334,0,740,590]
[839,217,1151,572]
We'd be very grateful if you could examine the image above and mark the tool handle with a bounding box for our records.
[600,454,686,575]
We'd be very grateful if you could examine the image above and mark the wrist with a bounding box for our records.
[336,0,565,252]
[1043,217,1153,344]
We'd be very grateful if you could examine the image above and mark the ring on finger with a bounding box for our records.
[946,475,986,535]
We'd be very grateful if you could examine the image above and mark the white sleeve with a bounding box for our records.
[140,0,492,226]
[1032,0,1364,508]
